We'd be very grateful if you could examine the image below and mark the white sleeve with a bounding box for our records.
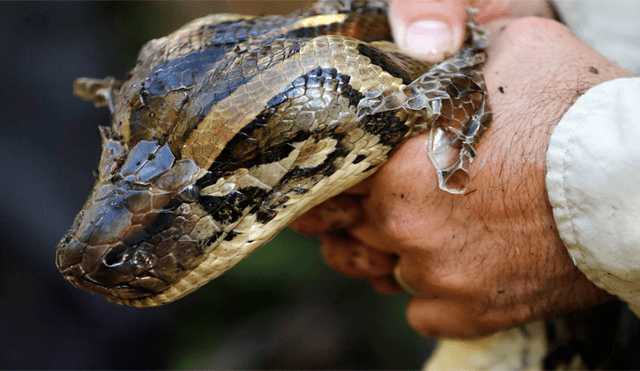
[546,77,640,315]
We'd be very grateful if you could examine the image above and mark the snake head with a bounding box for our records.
[56,126,206,305]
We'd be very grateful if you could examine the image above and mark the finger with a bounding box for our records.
[321,233,397,278]
[393,265,430,297]
[389,0,468,62]
[289,194,363,235]
[392,252,486,300]
[407,297,501,338]
[346,135,439,255]
[389,0,555,62]
[367,275,404,295]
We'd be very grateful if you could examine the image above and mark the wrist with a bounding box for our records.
[546,77,640,309]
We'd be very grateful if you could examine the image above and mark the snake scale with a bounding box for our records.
[56,0,491,307]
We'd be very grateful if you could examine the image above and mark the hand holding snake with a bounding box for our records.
[292,4,633,338]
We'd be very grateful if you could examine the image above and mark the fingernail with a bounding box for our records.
[405,20,453,60]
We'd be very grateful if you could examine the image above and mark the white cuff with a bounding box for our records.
[546,77,640,311]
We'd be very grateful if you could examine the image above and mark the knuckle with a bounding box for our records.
[376,216,406,243]
[320,236,372,277]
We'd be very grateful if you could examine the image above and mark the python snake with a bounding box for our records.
[56,0,491,307]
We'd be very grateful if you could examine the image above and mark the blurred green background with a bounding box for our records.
[0,1,434,369]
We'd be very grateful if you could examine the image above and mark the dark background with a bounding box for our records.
[0,2,434,369]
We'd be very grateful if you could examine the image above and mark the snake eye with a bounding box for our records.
[178,184,200,202]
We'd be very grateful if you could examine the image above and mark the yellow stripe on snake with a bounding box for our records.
[56,0,491,307]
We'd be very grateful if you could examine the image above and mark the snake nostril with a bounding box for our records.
[101,244,131,268]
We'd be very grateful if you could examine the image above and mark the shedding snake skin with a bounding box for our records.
[56,0,492,307]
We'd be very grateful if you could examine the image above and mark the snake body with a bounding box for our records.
[56,0,491,307]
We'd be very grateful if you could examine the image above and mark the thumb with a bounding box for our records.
[389,0,557,62]
[388,0,468,62]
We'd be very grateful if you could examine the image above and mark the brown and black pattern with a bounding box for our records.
[58,0,491,306]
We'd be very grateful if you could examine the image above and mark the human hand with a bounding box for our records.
[388,0,556,62]
[290,17,633,338]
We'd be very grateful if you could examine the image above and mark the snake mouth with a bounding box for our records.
[56,233,170,303]
[56,229,205,307]
[59,263,155,303]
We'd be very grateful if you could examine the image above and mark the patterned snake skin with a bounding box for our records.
[56,0,492,306]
